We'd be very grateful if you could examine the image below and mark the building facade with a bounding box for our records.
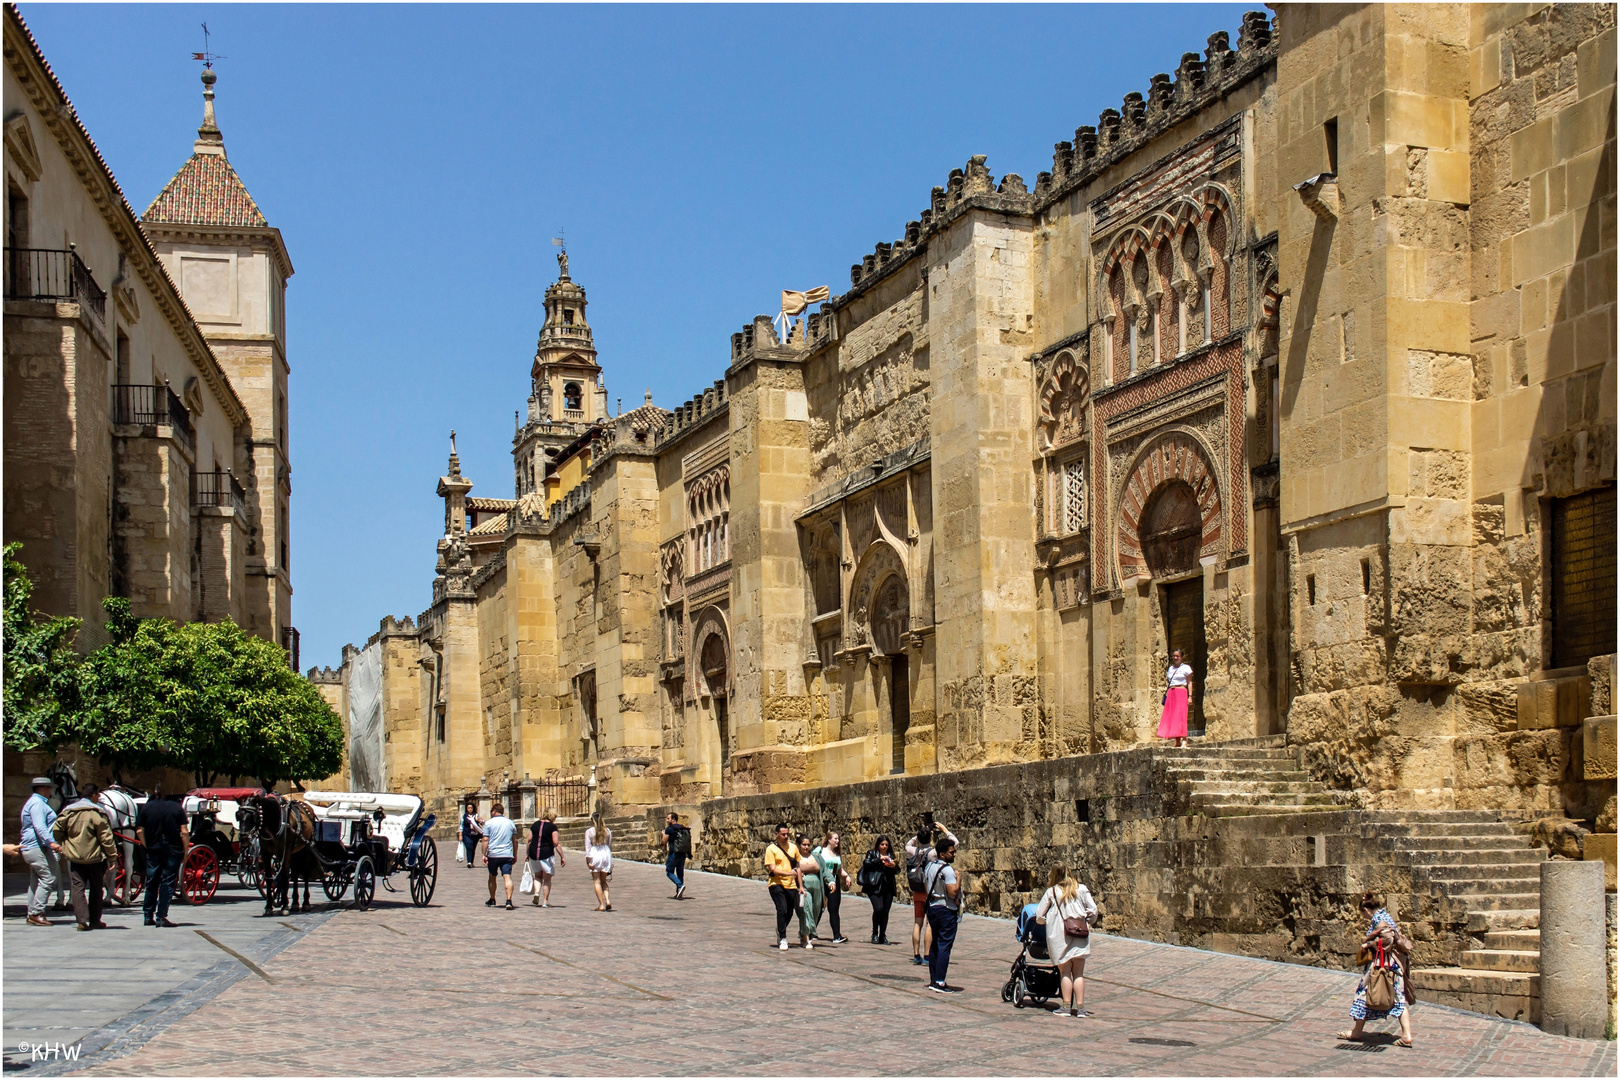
[4,4,298,813]
[322,5,1614,858]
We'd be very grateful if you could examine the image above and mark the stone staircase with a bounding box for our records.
[554,814,645,853]
[1162,738,1355,815]
[1163,737,1547,1022]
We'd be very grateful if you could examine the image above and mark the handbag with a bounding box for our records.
[519,866,535,895]
[1363,941,1397,1012]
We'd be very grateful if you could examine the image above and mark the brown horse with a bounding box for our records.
[241,795,324,915]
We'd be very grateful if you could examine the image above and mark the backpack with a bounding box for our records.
[670,825,691,858]
[924,860,952,905]
[906,849,931,893]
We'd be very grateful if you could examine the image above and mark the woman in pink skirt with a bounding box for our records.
[1158,648,1193,747]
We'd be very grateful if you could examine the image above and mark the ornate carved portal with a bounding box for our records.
[700,633,727,697]
[848,541,907,652]
[1116,431,1223,583]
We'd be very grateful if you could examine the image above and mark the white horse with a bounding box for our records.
[97,784,148,905]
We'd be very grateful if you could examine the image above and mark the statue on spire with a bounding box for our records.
[557,249,570,281]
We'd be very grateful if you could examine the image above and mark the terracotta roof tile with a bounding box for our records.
[142,153,267,227]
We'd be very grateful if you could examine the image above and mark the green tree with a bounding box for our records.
[2,542,82,752]
[73,600,343,787]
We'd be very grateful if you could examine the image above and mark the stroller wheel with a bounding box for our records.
[1013,978,1027,1008]
[1001,977,1015,1003]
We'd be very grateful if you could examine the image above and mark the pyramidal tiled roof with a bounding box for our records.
[143,152,267,228]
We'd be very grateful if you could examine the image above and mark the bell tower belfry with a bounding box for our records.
[512,250,608,497]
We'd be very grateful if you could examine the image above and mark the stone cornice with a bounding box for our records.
[138,220,294,281]
[3,5,248,429]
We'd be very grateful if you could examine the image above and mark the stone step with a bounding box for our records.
[1164,768,1315,782]
[1188,803,1340,817]
[1467,908,1540,933]
[1392,847,1544,866]
[1451,891,1541,911]
[1362,822,1526,839]
[1190,791,1350,808]
[1481,928,1542,951]
[1408,966,1540,1023]
[1356,810,1533,825]
[1415,863,1540,882]
[1180,780,1329,795]
[1159,748,1298,762]
[1461,949,1540,974]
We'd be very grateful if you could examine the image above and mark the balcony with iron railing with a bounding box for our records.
[193,469,246,514]
[111,383,195,454]
[4,246,107,322]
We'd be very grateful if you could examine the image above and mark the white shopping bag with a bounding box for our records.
[519,867,535,895]
[454,842,465,864]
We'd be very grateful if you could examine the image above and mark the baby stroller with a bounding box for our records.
[1001,903,1064,1009]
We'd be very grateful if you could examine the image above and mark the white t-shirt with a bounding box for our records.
[1167,663,1193,688]
[482,816,516,859]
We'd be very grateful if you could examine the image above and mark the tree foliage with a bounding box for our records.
[2,543,82,752]
[3,552,342,786]
[76,601,343,786]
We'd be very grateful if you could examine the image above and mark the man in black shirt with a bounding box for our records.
[661,811,691,899]
[136,794,189,927]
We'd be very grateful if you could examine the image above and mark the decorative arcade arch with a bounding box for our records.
[1116,430,1223,583]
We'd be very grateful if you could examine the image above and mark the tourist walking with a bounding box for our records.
[814,831,854,943]
[906,817,958,965]
[481,802,518,910]
[764,822,804,949]
[584,812,613,911]
[923,835,963,993]
[461,801,484,870]
[20,777,62,926]
[526,808,563,907]
[661,811,692,899]
[1158,648,1193,748]
[136,792,189,927]
[858,834,900,944]
[1337,892,1415,1048]
[1034,865,1099,1017]
[52,783,117,931]
[796,834,825,942]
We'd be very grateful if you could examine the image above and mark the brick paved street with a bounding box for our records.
[42,856,1617,1077]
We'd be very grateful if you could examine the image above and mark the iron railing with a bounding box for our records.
[193,469,245,514]
[111,384,195,453]
[534,779,589,820]
[4,247,107,321]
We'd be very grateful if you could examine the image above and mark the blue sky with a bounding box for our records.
[20,2,1252,667]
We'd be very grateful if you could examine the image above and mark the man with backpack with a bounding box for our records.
[923,835,963,993]
[661,811,692,899]
[904,816,958,965]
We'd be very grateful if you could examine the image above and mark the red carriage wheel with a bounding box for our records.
[110,845,144,905]
[181,846,219,905]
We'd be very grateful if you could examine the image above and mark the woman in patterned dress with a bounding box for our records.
[1337,892,1414,1048]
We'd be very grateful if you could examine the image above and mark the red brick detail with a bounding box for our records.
[1115,431,1223,580]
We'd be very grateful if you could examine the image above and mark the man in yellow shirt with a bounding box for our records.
[765,822,804,950]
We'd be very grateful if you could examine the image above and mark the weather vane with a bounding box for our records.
[192,22,226,68]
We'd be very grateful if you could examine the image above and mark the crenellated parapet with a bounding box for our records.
[829,11,1275,310]
[657,376,730,448]
[306,665,343,684]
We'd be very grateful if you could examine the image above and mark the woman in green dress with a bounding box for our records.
[795,834,824,943]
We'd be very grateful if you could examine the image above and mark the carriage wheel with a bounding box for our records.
[238,838,262,895]
[110,848,144,906]
[351,857,376,911]
[323,871,349,901]
[181,846,219,905]
[410,836,438,907]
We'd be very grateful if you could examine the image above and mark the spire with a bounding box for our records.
[195,66,224,156]
[644,388,653,406]
[447,429,462,478]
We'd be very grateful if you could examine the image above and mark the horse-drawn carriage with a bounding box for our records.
[238,790,438,914]
[97,785,265,906]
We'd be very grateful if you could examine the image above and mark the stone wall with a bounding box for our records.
[644,744,1529,972]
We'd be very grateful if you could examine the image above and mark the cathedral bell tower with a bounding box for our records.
[512,251,609,497]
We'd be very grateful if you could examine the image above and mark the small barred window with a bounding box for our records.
[1063,459,1086,534]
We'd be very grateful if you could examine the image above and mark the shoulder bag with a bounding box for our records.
[1363,940,1397,1012]
[1060,895,1091,938]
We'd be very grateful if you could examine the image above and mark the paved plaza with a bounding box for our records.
[3,857,1614,1077]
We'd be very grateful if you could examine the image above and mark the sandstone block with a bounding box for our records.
[1583,833,1617,891]
[1583,715,1616,780]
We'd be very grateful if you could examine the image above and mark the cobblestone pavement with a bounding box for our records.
[2,873,333,1074]
[53,856,1617,1077]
